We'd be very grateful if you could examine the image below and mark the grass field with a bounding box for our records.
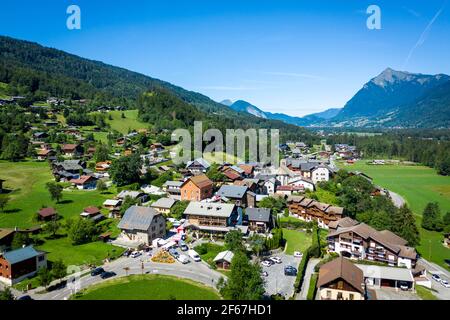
[282,228,312,255]
[102,110,149,134]
[0,161,112,228]
[72,275,221,300]
[0,161,122,267]
[340,161,450,268]
[37,236,124,266]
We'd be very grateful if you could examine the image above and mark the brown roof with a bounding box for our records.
[83,206,100,215]
[328,217,359,230]
[37,149,52,156]
[38,207,57,217]
[0,228,15,241]
[223,170,242,181]
[62,144,78,151]
[379,230,408,246]
[238,164,254,175]
[185,174,213,189]
[397,245,418,260]
[317,256,364,294]
[328,223,414,256]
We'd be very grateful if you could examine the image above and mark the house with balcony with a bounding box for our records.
[327,221,418,269]
[287,196,344,229]
[183,202,241,235]
[245,208,273,234]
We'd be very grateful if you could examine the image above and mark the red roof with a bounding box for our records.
[38,207,57,217]
[83,206,100,215]
[223,169,242,181]
[71,175,94,185]
[277,185,303,192]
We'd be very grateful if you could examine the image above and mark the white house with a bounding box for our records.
[311,165,330,184]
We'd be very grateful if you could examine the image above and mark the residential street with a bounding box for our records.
[11,254,224,300]
[418,258,450,300]
[296,258,320,300]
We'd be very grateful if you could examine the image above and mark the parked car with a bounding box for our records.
[293,251,303,258]
[130,251,142,258]
[17,295,33,300]
[180,243,189,251]
[261,260,272,267]
[177,254,190,264]
[284,266,297,276]
[432,274,441,282]
[261,271,269,277]
[188,249,201,262]
[169,248,180,258]
[398,281,409,291]
[122,250,131,257]
[90,267,105,276]
[441,279,450,288]
[100,271,116,279]
[269,256,282,264]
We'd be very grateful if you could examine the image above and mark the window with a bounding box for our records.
[337,281,344,290]
[349,294,354,300]
[326,290,331,299]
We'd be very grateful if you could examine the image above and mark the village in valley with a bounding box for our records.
[0,97,449,301]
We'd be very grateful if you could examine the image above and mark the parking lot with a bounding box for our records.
[261,253,300,299]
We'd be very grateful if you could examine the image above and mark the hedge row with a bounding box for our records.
[306,273,318,300]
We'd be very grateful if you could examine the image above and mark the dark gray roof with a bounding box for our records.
[117,206,159,231]
[56,160,83,171]
[217,185,248,199]
[2,246,41,264]
[246,208,271,222]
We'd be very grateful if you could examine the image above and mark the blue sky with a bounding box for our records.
[1,0,449,116]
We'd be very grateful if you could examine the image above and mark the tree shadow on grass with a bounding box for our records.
[58,199,73,205]
[2,208,22,214]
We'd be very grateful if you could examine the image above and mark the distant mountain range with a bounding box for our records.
[222,99,342,126]
[222,68,450,128]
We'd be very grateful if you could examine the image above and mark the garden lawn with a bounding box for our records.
[0,161,112,228]
[415,285,439,300]
[72,274,221,300]
[282,228,312,255]
[194,243,225,265]
[338,161,450,269]
[36,236,124,266]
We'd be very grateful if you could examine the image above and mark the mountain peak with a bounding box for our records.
[220,99,234,106]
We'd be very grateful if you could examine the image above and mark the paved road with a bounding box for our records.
[417,258,450,300]
[15,253,223,300]
[388,190,406,208]
[297,258,320,300]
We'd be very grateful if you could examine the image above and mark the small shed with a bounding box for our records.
[213,250,234,270]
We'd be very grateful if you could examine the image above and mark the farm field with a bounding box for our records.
[102,110,149,134]
[72,275,221,300]
[339,161,450,268]
[0,161,112,228]
[282,228,312,255]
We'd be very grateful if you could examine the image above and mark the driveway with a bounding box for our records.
[388,190,406,208]
[374,287,419,300]
[297,258,320,300]
[261,253,299,299]
[17,251,223,300]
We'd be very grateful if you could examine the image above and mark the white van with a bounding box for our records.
[188,250,201,262]
[177,254,190,264]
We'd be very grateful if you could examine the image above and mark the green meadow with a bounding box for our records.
[100,110,149,134]
[0,160,122,266]
[340,161,450,268]
[72,275,221,300]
